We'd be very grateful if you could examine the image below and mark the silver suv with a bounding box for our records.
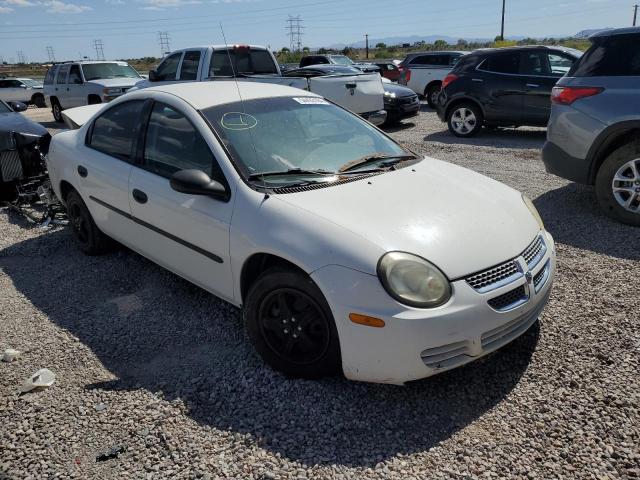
[43,61,142,123]
[542,27,640,226]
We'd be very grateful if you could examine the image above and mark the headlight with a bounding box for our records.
[377,252,451,308]
[384,91,396,98]
[103,87,121,95]
[522,194,544,230]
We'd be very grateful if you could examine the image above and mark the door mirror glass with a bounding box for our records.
[170,169,229,199]
[9,101,28,112]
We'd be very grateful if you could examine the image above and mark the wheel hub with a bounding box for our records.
[451,108,476,134]
[611,158,640,214]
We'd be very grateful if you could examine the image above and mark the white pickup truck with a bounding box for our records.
[133,45,386,125]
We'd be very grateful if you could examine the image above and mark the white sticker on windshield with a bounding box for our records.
[293,97,329,105]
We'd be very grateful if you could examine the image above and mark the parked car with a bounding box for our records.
[135,45,386,126]
[0,78,45,108]
[374,62,401,82]
[542,27,640,226]
[299,54,381,73]
[47,82,555,384]
[43,61,143,123]
[285,65,419,126]
[0,99,50,200]
[398,51,467,107]
[436,46,582,137]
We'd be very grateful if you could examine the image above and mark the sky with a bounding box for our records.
[0,0,632,63]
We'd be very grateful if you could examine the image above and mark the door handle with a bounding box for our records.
[77,165,88,177]
[132,189,148,204]
[345,83,356,89]
[526,83,540,88]
[472,78,484,82]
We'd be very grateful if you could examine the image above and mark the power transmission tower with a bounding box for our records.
[158,31,171,57]
[93,39,105,61]
[46,46,55,62]
[16,51,26,64]
[634,4,638,26]
[286,15,303,52]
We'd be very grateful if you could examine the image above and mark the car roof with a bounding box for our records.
[589,26,640,38]
[170,44,268,51]
[54,60,130,65]
[470,45,579,55]
[140,81,318,110]
[300,65,361,73]
[405,51,468,56]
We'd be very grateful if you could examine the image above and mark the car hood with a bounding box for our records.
[384,83,417,98]
[88,78,140,88]
[0,112,48,136]
[276,158,540,279]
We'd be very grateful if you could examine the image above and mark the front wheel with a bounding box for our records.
[244,268,341,379]
[425,84,441,109]
[447,103,483,137]
[66,190,115,254]
[595,140,640,226]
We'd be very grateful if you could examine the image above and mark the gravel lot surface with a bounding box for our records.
[1,104,638,479]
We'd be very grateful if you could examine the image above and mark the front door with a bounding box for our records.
[66,64,85,108]
[128,100,234,301]
[475,51,524,124]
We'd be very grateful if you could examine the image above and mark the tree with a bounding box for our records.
[281,47,290,53]
[341,47,352,56]
[317,47,328,54]
[375,42,387,49]
[433,39,448,49]
[456,38,468,47]
[302,46,310,52]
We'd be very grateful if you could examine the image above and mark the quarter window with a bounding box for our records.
[478,53,520,74]
[88,101,144,161]
[143,103,215,178]
[179,50,201,80]
[155,52,182,81]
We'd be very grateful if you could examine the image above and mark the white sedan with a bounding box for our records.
[46,82,555,384]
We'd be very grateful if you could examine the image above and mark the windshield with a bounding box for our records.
[20,79,42,87]
[210,48,279,76]
[0,101,11,113]
[202,97,408,185]
[81,63,141,81]
[330,55,354,66]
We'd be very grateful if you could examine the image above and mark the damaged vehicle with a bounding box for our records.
[47,82,555,385]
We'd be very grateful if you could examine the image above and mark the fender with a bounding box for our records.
[587,120,640,183]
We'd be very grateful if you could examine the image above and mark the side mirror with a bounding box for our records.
[148,69,159,82]
[9,101,27,112]
[170,169,229,200]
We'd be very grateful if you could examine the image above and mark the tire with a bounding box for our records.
[65,190,114,254]
[51,99,64,123]
[244,267,342,379]
[595,140,640,226]
[32,94,46,108]
[88,95,102,105]
[447,102,483,137]
[425,83,441,109]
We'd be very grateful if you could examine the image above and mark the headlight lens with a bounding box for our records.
[384,91,396,98]
[103,87,121,95]
[377,252,451,308]
[522,194,544,230]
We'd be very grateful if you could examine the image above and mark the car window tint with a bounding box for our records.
[143,103,214,178]
[569,34,640,76]
[521,52,551,76]
[0,81,7,88]
[68,65,82,84]
[155,52,182,81]
[479,53,520,74]
[179,50,201,80]
[44,67,56,85]
[548,53,574,76]
[410,55,434,65]
[55,65,70,84]
[89,101,144,161]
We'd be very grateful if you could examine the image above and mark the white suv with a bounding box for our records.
[43,61,142,123]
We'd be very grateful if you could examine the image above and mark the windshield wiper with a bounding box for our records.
[247,168,335,180]
[339,154,418,173]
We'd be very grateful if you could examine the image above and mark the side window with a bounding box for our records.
[55,65,70,84]
[479,53,520,74]
[44,67,56,85]
[143,103,216,179]
[570,35,640,77]
[520,52,551,76]
[0,81,7,88]
[179,50,201,80]
[68,65,83,84]
[410,55,434,66]
[88,101,144,161]
[155,52,182,81]
[449,55,461,66]
[548,53,575,76]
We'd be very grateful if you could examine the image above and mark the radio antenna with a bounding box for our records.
[218,23,268,196]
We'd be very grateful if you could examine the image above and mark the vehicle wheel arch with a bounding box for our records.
[88,94,102,105]
[31,92,45,105]
[588,124,640,184]
[240,253,310,305]
[445,96,485,120]
[59,180,76,205]
[424,80,442,95]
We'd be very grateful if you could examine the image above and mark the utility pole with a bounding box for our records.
[365,34,369,59]
[93,39,105,61]
[634,4,638,26]
[500,0,506,41]
[158,32,171,57]
[46,46,55,62]
[286,15,303,52]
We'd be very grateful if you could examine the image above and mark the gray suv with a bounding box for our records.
[542,27,640,226]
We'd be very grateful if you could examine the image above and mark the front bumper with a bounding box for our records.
[384,96,420,121]
[311,231,556,384]
[361,110,387,126]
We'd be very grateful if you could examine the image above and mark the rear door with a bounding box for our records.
[53,64,70,107]
[66,64,85,108]
[308,73,383,114]
[177,50,203,82]
[475,51,524,124]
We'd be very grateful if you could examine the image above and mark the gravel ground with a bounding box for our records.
[0,104,638,479]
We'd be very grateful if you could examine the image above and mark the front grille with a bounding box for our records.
[481,309,538,351]
[533,260,550,292]
[488,285,528,311]
[0,150,23,182]
[399,96,418,105]
[421,340,471,369]
[466,260,520,292]
[522,235,546,268]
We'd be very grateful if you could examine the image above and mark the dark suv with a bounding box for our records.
[542,27,640,226]
[436,46,581,137]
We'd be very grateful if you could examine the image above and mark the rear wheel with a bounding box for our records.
[51,99,64,123]
[425,83,441,109]
[595,140,640,226]
[244,268,341,379]
[66,190,114,254]
[447,103,483,137]
[32,93,46,108]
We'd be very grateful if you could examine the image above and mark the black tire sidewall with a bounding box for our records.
[426,85,440,108]
[52,101,63,123]
[66,190,112,254]
[447,103,482,138]
[32,94,46,108]
[595,141,640,226]
[244,268,342,379]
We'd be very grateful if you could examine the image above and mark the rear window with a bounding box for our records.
[569,34,640,77]
[478,52,520,74]
[210,48,278,76]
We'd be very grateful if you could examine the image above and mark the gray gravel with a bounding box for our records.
[0,105,638,479]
